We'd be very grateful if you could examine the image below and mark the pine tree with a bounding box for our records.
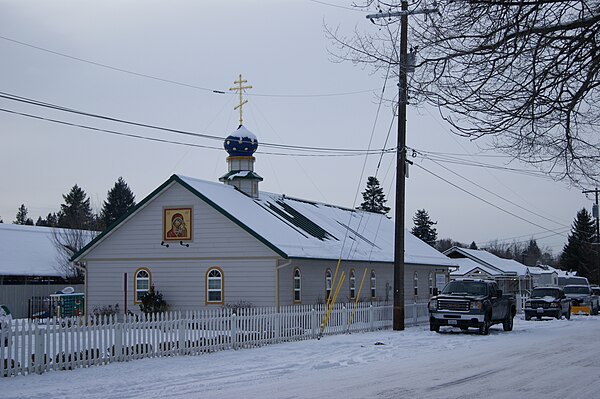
[14,204,34,225]
[35,212,59,227]
[523,239,542,266]
[139,285,168,314]
[357,176,390,215]
[100,177,136,228]
[560,208,598,283]
[411,209,438,246]
[0,216,3,223]
[57,185,96,230]
[469,241,478,250]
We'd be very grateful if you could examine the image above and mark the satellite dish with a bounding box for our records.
[62,286,75,294]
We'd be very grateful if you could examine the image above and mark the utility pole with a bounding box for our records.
[583,188,600,284]
[366,1,438,331]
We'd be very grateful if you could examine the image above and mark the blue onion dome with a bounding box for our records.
[224,125,259,156]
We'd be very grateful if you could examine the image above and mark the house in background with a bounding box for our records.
[0,224,86,318]
[444,246,566,297]
[73,124,457,318]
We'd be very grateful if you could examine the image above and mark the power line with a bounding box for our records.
[418,153,566,227]
[0,91,394,155]
[0,35,378,98]
[412,162,567,236]
[0,106,396,158]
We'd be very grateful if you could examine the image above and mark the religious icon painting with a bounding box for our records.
[163,207,192,241]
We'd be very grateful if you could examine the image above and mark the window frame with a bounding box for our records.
[429,272,433,296]
[349,269,356,300]
[370,270,376,299]
[325,268,333,301]
[293,268,302,303]
[414,271,419,297]
[205,267,224,305]
[134,268,151,304]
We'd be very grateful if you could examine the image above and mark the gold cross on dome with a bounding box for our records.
[229,74,253,126]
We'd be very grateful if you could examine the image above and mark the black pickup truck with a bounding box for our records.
[428,279,516,335]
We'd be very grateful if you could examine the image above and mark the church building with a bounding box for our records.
[73,77,456,316]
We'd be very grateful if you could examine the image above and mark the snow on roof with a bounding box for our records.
[450,258,503,277]
[177,175,456,267]
[0,224,66,277]
[445,247,555,277]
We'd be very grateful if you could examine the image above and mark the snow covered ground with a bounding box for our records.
[3,315,599,398]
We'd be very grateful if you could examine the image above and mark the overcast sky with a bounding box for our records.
[0,0,593,254]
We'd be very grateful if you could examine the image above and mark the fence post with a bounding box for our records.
[413,300,417,325]
[231,313,237,350]
[342,305,348,333]
[115,322,123,362]
[311,308,317,339]
[369,304,374,331]
[274,311,281,343]
[34,322,44,374]
[178,318,186,355]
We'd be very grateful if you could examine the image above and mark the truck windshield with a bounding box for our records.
[531,289,560,298]
[442,281,487,296]
[564,286,590,295]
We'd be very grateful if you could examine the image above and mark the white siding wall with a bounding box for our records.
[83,183,279,313]
[278,260,447,306]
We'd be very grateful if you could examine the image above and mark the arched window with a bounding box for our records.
[134,268,151,303]
[370,270,376,299]
[349,269,356,300]
[293,268,302,303]
[206,267,223,304]
[325,269,333,300]
[429,272,433,296]
[414,272,419,297]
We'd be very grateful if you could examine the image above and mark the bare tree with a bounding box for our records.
[51,227,97,281]
[327,0,600,184]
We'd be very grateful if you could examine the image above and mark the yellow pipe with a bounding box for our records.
[321,271,345,333]
[326,257,342,308]
[348,268,369,328]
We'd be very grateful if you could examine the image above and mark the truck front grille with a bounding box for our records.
[529,301,550,309]
[438,300,470,312]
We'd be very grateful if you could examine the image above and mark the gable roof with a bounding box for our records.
[451,258,503,277]
[444,247,549,277]
[0,224,93,277]
[74,174,456,267]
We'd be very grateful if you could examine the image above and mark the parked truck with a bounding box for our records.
[428,279,516,335]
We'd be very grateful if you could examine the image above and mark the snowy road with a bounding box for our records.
[3,316,600,398]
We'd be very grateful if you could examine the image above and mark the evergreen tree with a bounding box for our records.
[57,185,96,230]
[469,241,478,250]
[100,177,136,228]
[0,216,3,223]
[35,212,59,227]
[357,176,390,215]
[411,209,438,246]
[560,208,598,283]
[14,204,34,225]
[523,239,542,266]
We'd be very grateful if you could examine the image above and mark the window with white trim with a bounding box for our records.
[429,272,433,296]
[135,268,151,303]
[293,268,301,303]
[414,272,419,297]
[206,268,223,303]
[325,269,333,300]
[349,269,356,299]
[370,270,376,299]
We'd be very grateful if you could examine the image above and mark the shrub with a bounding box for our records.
[139,285,168,314]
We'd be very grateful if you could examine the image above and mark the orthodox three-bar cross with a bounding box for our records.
[229,74,253,126]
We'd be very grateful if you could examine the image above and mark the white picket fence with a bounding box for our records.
[1,301,428,377]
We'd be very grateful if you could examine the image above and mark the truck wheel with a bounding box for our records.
[525,314,531,321]
[555,311,562,320]
[478,315,490,335]
[430,323,440,333]
[503,313,514,331]
[566,306,571,320]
